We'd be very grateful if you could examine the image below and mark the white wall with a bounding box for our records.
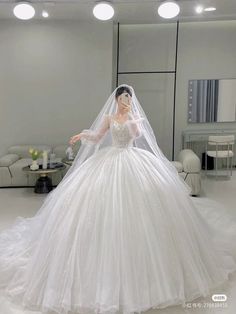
[218,80,236,122]
[0,20,113,156]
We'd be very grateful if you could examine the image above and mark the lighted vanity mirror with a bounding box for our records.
[188,79,236,123]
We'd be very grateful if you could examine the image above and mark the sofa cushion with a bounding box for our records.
[171,161,183,173]
[8,158,32,170]
[9,158,33,186]
[0,167,12,186]
[178,171,187,180]
[8,145,52,159]
[0,154,19,167]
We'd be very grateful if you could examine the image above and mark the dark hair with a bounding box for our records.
[115,86,132,99]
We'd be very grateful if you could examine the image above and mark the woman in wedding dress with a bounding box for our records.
[0,84,236,314]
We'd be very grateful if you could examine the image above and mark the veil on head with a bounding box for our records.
[58,84,191,194]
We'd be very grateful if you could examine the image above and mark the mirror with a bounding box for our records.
[188,79,236,123]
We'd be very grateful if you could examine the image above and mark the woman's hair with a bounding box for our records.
[115,86,132,99]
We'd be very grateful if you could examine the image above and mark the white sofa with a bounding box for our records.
[171,149,201,196]
[0,145,74,187]
[0,145,201,195]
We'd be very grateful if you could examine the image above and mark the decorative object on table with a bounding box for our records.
[30,160,39,171]
[65,145,75,161]
[49,152,56,168]
[28,148,42,170]
[42,150,49,170]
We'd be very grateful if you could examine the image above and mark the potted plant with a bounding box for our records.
[28,148,42,170]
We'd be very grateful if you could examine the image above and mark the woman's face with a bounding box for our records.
[116,92,132,113]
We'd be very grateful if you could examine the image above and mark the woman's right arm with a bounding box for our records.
[69,114,110,145]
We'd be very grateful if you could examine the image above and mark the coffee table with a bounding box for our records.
[22,162,66,194]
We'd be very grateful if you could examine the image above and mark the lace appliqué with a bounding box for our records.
[110,120,134,148]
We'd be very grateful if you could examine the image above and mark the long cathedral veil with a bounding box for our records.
[58,84,191,195]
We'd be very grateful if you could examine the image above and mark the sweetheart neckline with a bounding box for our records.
[111,116,129,126]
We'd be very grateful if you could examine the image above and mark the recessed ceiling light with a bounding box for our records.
[195,5,204,14]
[93,2,114,21]
[42,10,49,18]
[204,7,216,12]
[158,1,180,19]
[13,2,35,20]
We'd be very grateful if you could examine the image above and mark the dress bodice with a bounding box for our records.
[110,118,134,148]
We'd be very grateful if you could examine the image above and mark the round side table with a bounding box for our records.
[22,163,66,194]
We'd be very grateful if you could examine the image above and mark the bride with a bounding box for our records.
[0,84,236,314]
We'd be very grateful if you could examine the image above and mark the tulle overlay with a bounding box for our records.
[1,121,236,314]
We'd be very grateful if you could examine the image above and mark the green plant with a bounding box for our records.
[28,148,42,160]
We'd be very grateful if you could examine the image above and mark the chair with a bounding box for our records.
[205,135,234,178]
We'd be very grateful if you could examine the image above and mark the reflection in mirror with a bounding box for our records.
[188,79,236,123]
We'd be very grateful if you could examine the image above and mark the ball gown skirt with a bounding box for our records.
[0,119,236,314]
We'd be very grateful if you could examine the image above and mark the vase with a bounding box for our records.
[30,159,39,171]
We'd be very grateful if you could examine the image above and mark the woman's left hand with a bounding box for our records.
[121,95,132,113]
[123,104,131,113]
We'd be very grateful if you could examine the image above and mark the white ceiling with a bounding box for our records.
[0,0,236,23]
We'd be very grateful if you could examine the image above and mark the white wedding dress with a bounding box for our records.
[1,116,236,314]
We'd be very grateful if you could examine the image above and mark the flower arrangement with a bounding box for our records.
[29,148,42,160]
[28,148,43,170]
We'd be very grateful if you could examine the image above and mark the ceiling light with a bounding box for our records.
[158,1,180,19]
[42,10,49,18]
[195,5,204,14]
[204,7,216,12]
[13,2,35,20]
[93,2,114,21]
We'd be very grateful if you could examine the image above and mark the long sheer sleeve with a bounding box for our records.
[127,113,145,138]
[80,114,110,145]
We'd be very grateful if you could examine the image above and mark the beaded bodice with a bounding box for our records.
[110,119,134,148]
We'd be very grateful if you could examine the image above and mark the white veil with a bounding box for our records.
[58,84,191,194]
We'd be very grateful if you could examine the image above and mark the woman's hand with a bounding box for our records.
[121,102,131,113]
[121,95,132,113]
[69,133,81,145]
[122,99,131,112]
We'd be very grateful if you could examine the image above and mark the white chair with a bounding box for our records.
[205,135,234,178]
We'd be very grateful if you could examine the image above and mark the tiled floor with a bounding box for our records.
[200,170,236,218]
[0,170,236,314]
